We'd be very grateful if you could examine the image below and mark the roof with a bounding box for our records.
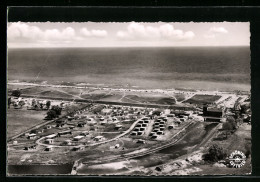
[74,135,84,139]
[46,134,57,139]
[58,130,71,134]
[94,136,103,139]
[28,133,36,136]
[207,107,222,112]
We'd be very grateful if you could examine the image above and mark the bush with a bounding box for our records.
[11,90,21,97]
[51,105,62,115]
[46,110,57,119]
[203,144,227,162]
[245,143,251,158]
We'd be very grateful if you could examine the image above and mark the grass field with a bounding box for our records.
[7,108,47,138]
[184,94,221,104]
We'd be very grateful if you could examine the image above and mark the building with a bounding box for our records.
[72,146,85,151]
[58,130,72,137]
[45,139,54,144]
[94,136,104,141]
[24,144,37,150]
[203,105,223,122]
[80,131,89,136]
[115,124,123,130]
[64,140,72,145]
[77,121,86,127]
[73,135,85,141]
[136,139,146,144]
[27,133,37,139]
[45,146,53,151]
[46,134,57,139]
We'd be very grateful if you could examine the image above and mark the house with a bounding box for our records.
[151,135,157,139]
[27,133,37,139]
[100,121,107,125]
[139,127,146,131]
[153,129,159,132]
[77,121,86,127]
[64,140,72,145]
[149,132,156,136]
[45,139,54,144]
[73,135,84,141]
[67,116,75,121]
[72,146,85,151]
[142,123,148,127]
[137,131,144,135]
[134,128,140,131]
[168,125,174,129]
[143,120,149,124]
[94,136,104,141]
[46,134,57,139]
[115,124,123,130]
[80,131,89,136]
[131,131,137,135]
[167,114,175,118]
[24,144,37,150]
[159,127,165,131]
[45,125,52,129]
[136,124,142,127]
[157,131,164,135]
[99,117,105,121]
[58,130,72,137]
[136,139,146,144]
[44,146,53,151]
[69,126,75,129]
[56,123,65,128]
[115,144,120,148]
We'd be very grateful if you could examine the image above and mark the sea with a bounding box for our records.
[7,46,251,92]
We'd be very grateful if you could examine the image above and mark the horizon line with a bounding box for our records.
[8,45,250,49]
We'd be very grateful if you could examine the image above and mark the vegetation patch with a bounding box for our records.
[184,94,221,104]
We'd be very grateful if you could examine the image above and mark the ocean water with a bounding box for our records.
[7,47,250,91]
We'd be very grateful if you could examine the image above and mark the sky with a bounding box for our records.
[7,22,250,48]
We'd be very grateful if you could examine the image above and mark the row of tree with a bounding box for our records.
[45,106,62,120]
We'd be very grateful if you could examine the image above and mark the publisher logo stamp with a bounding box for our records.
[228,150,246,168]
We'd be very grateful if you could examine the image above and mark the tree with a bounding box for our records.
[31,99,36,106]
[152,110,161,116]
[46,101,51,109]
[222,116,237,139]
[8,97,11,109]
[11,90,21,97]
[46,110,57,119]
[51,105,62,115]
[18,100,25,108]
[203,144,227,162]
[245,143,251,158]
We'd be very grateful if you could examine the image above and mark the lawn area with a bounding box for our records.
[7,108,47,138]
[184,94,221,105]
[192,123,252,175]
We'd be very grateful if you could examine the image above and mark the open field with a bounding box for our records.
[183,94,221,105]
[7,108,47,138]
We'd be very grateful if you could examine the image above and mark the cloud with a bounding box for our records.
[80,28,108,37]
[204,26,228,39]
[209,27,228,34]
[8,22,108,45]
[116,22,195,41]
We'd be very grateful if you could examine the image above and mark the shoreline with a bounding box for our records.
[7,81,250,95]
